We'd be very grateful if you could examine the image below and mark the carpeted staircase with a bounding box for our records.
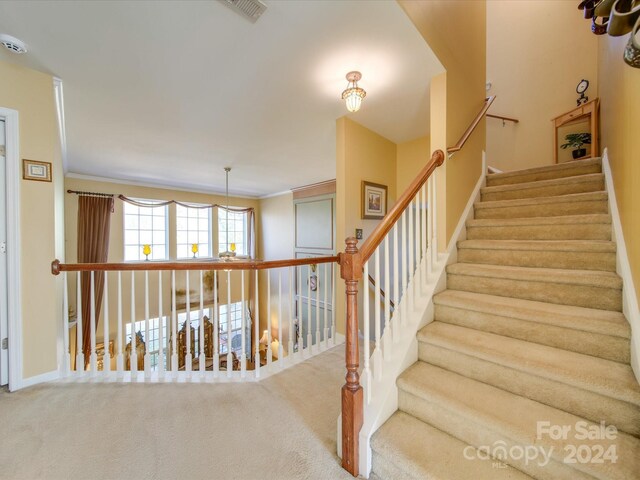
[371,158,640,480]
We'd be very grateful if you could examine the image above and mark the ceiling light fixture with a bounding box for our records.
[0,34,27,54]
[341,71,366,113]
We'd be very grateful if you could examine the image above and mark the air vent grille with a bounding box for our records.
[218,0,267,23]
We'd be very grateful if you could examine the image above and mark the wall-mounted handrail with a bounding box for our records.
[51,256,338,275]
[357,149,445,263]
[367,274,395,310]
[447,95,496,155]
[487,113,519,124]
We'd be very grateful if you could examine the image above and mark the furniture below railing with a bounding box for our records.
[51,257,338,381]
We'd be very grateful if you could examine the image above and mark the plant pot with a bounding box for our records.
[572,148,587,159]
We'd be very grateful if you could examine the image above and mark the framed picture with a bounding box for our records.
[361,181,388,219]
[23,159,52,182]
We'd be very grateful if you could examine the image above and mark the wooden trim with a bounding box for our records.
[487,113,519,124]
[358,149,445,262]
[447,95,496,154]
[51,256,338,275]
[291,179,336,199]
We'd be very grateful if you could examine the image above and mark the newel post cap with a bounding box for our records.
[51,259,61,276]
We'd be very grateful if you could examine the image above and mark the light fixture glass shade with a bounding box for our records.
[341,71,366,112]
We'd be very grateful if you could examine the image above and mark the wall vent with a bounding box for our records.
[218,0,267,23]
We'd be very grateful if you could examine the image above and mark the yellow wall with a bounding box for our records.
[0,60,63,379]
[335,117,398,334]
[399,0,487,247]
[258,192,295,350]
[486,0,599,172]
[396,136,430,193]
[598,34,640,300]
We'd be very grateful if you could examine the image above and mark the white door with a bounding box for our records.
[0,119,7,386]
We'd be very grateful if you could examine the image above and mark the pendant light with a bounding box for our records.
[341,71,366,112]
[219,167,236,259]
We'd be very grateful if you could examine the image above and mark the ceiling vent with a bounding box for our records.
[218,0,267,23]
[0,34,27,54]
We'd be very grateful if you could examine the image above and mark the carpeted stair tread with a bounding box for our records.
[433,290,630,339]
[417,322,640,408]
[371,411,533,480]
[396,362,640,480]
[486,157,602,187]
[481,173,604,202]
[467,213,612,228]
[447,263,622,289]
[475,191,607,210]
[458,239,616,253]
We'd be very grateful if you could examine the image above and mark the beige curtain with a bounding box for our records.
[77,195,114,367]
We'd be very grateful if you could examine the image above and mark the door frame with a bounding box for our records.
[0,107,22,391]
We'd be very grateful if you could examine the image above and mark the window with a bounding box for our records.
[176,204,211,259]
[126,316,168,370]
[218,209,247,256]
[124,201,168,261]
[219,301,245,355]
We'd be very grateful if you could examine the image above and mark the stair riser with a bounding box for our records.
[457,248,616,272]
[486,163,602,187]
[447,273,622,311]
[433,304,630,363]
[482,179,604,202]
[398,391,587,480]
[475,200,608,220]
[466,224,612,241]
[418,343,640,437]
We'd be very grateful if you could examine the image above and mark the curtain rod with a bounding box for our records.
[67,189,114,197]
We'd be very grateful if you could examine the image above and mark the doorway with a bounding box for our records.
[0,118,7,386]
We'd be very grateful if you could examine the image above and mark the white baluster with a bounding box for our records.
[266,270,272,366]
[383,235,392,357]
[314,265,320,354]
[171,270,178,376]
[408,197,415,315]
[130,271,137,377]
[90,271,97,375]
[421,184,428,288]
[373,249,382,380]
[185,271,192,375]
[116,272,124,376]
[254,270,260,378]
[306,265,312,355]
[102,271,110,374]
[297,266,303,357]
[214,271,220,377]
[323,263,328,350]
[363,261,371,404]
[427,177,433,280]
[199,270,205,376]
[144,271,151,380]
[432,171,438,265]
[331,263,336,345]
[76,272,84,374]
[401,211,408,326]
[226,270,232,378]
[277,269,283,367]
[62,272,71,375]
[158,271,165,379]
[241,270,247,376]
[415,194,421,288]
[393,223,401,343]
[288,266,294,362]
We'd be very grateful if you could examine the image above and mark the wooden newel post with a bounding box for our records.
[339,236,363,477]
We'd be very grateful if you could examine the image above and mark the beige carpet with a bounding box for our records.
[0,345,353,480]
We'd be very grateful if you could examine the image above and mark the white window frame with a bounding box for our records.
[217,208,248,257]
[176,203,213,259]
[123,199,169,261]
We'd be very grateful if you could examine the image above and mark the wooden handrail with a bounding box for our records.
[367,274,395,309]
[51,256,338,275]
[358,149,445,263]
[487,113,519,124]
[447,95,496,154]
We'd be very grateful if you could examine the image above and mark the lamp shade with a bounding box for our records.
[259,329,270,346]
[341,71,366,113]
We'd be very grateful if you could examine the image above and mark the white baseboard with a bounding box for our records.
[602,149,640,383]
[16,370,61,390]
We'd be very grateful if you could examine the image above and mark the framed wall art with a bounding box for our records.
[23,159,52,182]
[361,181,387,219]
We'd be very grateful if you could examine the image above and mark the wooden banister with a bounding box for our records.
[487,113,519,124]
[447,95,496,155]
[368,274,395,309]
[358,149,445,263]
[51,256,338,275]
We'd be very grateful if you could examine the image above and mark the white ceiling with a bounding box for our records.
[0,0,443,197]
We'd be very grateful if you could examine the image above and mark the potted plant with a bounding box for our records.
[561,132,592,159]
